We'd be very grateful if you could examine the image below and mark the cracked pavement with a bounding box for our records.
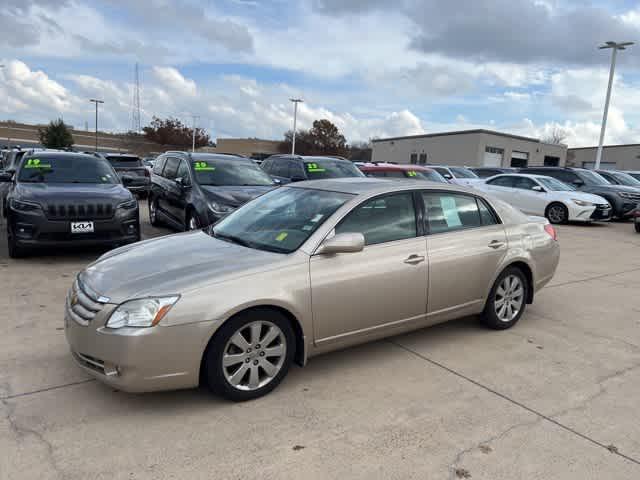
[2,207,640,479]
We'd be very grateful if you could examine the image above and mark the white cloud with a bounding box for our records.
[152,67,197,97]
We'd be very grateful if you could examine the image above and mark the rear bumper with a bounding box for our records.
[9,207,139,248]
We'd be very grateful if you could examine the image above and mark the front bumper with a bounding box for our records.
[64,281,214,393]
[9,207,139,248]
[568,204,612,222]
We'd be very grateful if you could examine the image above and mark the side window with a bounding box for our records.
[512,177,536,190]
[365,171,385,177]
[548,170,576,184]
[261,158,272,171]
[288,160,305,179]
[423,193,482,234]
[152,157,166,175]
[434,167,449,178]
[487,176,515,187]
[176,160,191,184]
[271,160,288,178]
[335,193,417,246]
[477,198,499,226]
[163,157,180,180]
[386,171,406,178]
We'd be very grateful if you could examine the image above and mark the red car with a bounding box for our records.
[357,163,448,183]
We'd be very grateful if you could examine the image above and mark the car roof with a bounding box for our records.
[358,163,433,171]
[287,177,474,195]
[189,153,252,162]
[20,151,99,160]
[490,173,552,180]
[270,155,352,162]
[103,153,140,158]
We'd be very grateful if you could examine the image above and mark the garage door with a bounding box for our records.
[483,147,503,167]
[511,151,529,168]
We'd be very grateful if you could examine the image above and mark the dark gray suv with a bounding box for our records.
[2,151,140,257]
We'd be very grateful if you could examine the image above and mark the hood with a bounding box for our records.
[554,191,609,204]
[581,184,640,194]
[80,230,286,303]
[200,185,275,207]
[15,182,131,205]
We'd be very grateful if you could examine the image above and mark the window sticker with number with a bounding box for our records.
[193,161,215,171]
[275,232,288,241]
[441,196,462,227]
[24,158,52,169]
[306,162,326,173]
[407,171,417,177]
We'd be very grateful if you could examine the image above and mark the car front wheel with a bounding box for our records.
[149,197,161,227]
[481,267,528,330]
[204,309,295,401]
[546,202,568,224]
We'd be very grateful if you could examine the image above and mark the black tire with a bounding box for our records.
[635,222,640,233]
[148,196,161,227]
[481,267,529,330]
[203,308,295,401]
[545,202,568,224]
[7,223,26,258]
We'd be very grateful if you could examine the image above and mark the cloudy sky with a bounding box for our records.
[2,0,640,146]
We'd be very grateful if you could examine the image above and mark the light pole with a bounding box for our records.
[289,98,303,155]
[594,41,634,170]
[89,99,104,152]
[191,115,200,153]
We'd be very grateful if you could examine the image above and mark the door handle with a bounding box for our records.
[404,254,425,265]
[488,240,505,249]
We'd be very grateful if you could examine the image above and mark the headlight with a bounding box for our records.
[618,192,640,200]
[106,296,180,328]
[208,201,235,215]
[571,199,594,207]
[117,199,138,210]
[10,199,41,212]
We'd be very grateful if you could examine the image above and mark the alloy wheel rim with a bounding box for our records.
[495,275,524,322]
[549,206,564,223]
[222,321,286,391]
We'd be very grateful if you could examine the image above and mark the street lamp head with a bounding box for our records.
[89,99,105,104]
[599,41,634,50]
[289,98,303,103]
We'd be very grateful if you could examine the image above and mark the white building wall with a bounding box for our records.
[568,145,640,170]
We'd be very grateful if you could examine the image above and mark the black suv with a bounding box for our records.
[2,151,140,257]
[261,155,365,183]
[149,152,276,231]
[523,167,640,219]
[100,153,151,197]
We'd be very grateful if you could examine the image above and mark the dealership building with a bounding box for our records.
[372,129,567,168]
[567,144,640,170]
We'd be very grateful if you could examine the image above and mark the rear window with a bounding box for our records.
[105,155,143,168]
[17,155,119,184]
[450,167,479,179]
[192,158,275,186]
[302,159,365,179]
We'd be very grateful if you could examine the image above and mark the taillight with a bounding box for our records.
[544,224,557,241]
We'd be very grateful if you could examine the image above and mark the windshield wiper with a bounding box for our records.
[212,230,254,248]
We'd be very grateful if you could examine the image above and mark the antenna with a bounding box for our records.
[130,62,141,133]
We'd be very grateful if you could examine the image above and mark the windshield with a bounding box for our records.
[210,187,352,253]
[17,155,119,184]
[105,156,143,168]
[450,167,478,179]
[192,158,274,186]
[303,159,365,179]
[413,170,448,183]
[537,176,576,191]
[610,171,640,186]
[578,170,610,186]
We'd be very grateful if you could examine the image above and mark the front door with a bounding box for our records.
[423,192,507,316]
[511,176,548,216]
[310,192,428,344]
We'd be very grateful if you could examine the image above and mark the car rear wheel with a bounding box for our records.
[546,202,568,224]
[481,267,528,330]
[635,222,640,233]
[204,309,295,401]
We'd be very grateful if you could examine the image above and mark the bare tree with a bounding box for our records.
[542,126,567,145]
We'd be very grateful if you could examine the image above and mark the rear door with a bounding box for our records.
[512,176,547,215]
[310,192,428,344]
[158,157,180,223]
[483,175,517,203]
[164,159,192,227]
[423,192,507,318]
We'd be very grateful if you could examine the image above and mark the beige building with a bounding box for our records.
[567,144,640,170]
[201,138,281,159]
[372,129,567,168]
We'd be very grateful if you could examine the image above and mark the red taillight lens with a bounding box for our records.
[544,224,557,241]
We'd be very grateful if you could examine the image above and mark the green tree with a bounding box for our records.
[143,116,210,148]
[279,119,349,156]
[38,119,74,149]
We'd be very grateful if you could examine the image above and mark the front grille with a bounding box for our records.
[621,193,640,201]
[46,203,114,220]
[66,279,106,326]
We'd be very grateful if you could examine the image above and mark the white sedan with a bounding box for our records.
[430,165,485,188]
[479,173,611,224]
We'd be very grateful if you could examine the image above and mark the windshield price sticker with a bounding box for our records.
[194,161,216,171]
[306,162,326,173]
[275,232,288,242]
[407,171,417,177]
[24,158,52,169]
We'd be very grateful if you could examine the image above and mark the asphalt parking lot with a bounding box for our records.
[2,204,640,479]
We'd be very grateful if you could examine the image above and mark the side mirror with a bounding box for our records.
[121,175,134,186]
[272,178,282,185]
[0,171,13,183]
[316,232,365,255]
[175,177,190,188]
[532,185,544,192]
[443,173,453,180]
[573,179,584,187]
